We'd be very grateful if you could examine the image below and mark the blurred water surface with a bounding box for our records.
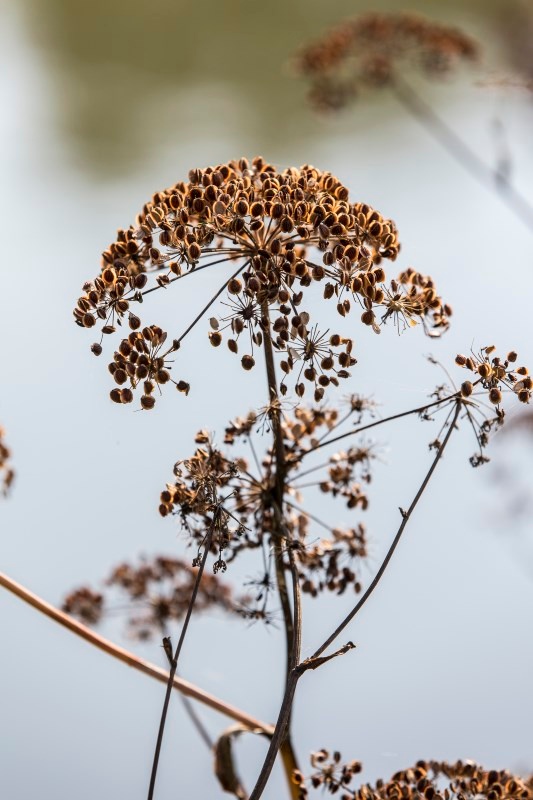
[1,1,533,799]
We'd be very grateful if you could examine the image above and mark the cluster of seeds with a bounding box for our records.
[294,12,478,111]
[107,324,189,409]
[456,347,531,407]
[63,556,241,638]
[295,523,368,597]
[62,586,103,624]
[159,400,375,616]
[294,754,533,800]
[0,426,14,496]
[75,157,450,404]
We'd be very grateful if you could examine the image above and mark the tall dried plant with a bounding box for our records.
[62,156,531,799]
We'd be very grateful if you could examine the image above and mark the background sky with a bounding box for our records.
[1,1,533,798]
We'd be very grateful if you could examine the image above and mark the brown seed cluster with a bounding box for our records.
[0,426,14,497]
[74,157,450,405]
[160,400,375,617]
[62,556,240,638]
[456,346,531,407]
[294,12,478,111]
[107,325,189,409]
[62,586,104,624]
[294,753,533,800]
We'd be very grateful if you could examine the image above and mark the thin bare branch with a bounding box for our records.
[0,570,273,734]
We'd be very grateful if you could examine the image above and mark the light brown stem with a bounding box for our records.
[0,570,273,735]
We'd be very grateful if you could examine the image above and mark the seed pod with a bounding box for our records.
[91,343,103,356]
[489,387,502,405]
[209,331,222,347]
[228,278,242,295]
[241,355,255,371]
[461,381,473,397]
[141,394,156,410]
[110,389,122,404]
[176,381,190,395]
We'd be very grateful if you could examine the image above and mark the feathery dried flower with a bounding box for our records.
[0,426,14,496]
[74,157,450,406]
[294,12,478,112]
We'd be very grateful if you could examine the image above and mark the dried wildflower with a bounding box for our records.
[62,586,103,624]
[160,402,376,619]
[75,157,449,404]
[294,12,478,111]
[0,427,14,496]
[62,555,242,638]
[294,753,533,800]
[451,346,530,466]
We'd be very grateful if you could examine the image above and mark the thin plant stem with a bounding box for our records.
[179,691,214,750]
[392,76,533,234]
[173,263,248,347]
[299,391,458,458]
[0,570,273,734]
[147,517,217,800]
[310,399,461,659]
[248,399,462,800]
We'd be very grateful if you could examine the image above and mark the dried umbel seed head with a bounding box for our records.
[453,347,531,467]
[160,401,376,617]
[74,156,449,406]
[62,587,103,624]
[294,12,479,112]
[455,346,531,407]
[62,556,242,638]
[0,426,14,497]
[294,755,533,800]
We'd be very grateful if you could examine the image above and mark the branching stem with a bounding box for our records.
[147,516,217,800]
[248,399,462,800]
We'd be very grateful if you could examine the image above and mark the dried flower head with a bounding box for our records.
[294,753,533,799]
[160,400,377,619]
[74,157,449,406]
[0,426,14,496]
[443,346,530,466]
[294,12,478,111]
[63,555,242,638]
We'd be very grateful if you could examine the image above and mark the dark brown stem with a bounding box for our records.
[392,76,533,235]
[310,399,462,660]
[147,517,217,800]
[248,400,462,800]
[299,391,458,459]
[260,301,302,798]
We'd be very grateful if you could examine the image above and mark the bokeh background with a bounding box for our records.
[1,0,533,798]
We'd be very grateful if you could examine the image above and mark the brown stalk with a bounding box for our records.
[260,300,302,798]
[0,570,273,734]
[247,399,462,800]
